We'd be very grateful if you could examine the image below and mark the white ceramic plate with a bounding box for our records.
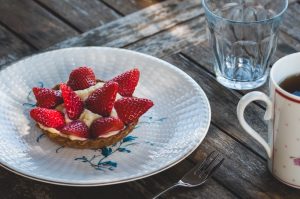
[0,47,211,186]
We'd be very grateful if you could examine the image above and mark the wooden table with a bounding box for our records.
[0,0,300,198]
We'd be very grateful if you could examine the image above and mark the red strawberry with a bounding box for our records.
[114,97,153,124]
[61,120,89,138]
[60,83,84,120]
[32,87,63,108]
[85,81,118,117]
[90,117,124,138]
[30,107,65,128]
[67,66,96,90]
[110,68,139,96]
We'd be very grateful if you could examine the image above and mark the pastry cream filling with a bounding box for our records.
[75,82,105,101]
[38,82,124,140]
[78,109,102,127]
[38,124,87,141]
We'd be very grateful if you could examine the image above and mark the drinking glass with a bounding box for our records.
[202,0,288,90]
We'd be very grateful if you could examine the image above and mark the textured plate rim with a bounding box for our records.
[0,47,211,186]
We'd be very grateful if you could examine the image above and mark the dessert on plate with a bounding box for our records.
[30,67,153,149]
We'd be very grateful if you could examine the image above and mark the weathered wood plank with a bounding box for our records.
[280,2,300,42]
[0,167,80,199]
[35,0,121,32]
[126,16,207,58]
[276,31,300,58]
[0,166,147,199]
[0,25,36,67]
[0,0,78,49]
[165,53,300,198]
[52,0,203,49]
[101,0,165,15]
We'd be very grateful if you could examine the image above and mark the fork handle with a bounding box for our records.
[152,183,181,199]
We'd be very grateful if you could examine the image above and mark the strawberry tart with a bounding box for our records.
[30,67,153,149]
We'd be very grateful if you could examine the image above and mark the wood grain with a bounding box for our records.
[101,0,165,15]
[281,2,300,42]
[52,0,203,49]
[35,0,121,32]
[0,25,36,67]
[126,16,207,58]
[0,166,148,199]
[0,0,78,49]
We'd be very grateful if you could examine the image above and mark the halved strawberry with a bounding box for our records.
[32,87,63,108]
[60,83,84,120]
[90,117,124,138]
[114,97,154,124]
[85,81,118,117]
[110,68,139,96]
[30,107,65,128]
[67,66,96,90]
[61,120,89,138]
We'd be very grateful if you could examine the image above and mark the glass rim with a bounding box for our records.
[202,0,288,24]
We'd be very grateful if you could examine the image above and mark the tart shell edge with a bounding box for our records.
[37,121,137,149]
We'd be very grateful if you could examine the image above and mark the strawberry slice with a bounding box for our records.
[114,97,154,124]
[60,83,84,120]
[110,68,139,96]
[61,120,89,138]
[32,87,63,108]
[85,81,118,117]
[67,66,96,90]
[30,107,65,128]
[90,117,124,138]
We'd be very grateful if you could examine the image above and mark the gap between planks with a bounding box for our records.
[98,0,125,16]
[32,0,83,33]
[0,21,38,51]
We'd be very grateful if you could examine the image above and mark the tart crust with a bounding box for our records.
[37,121,137,149]
[36,80,137,149]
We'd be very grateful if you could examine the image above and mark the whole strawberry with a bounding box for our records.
[110,68,139,96]
[67,66,96,90]
[60,83,84,120]
[90,117,124,138]
[85,81,118,117]
[61,120,89,138]
[30,107,65,128]
[114,97,154,124]
[33,87,63,108]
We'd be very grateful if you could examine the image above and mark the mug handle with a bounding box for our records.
[237,91,273,159]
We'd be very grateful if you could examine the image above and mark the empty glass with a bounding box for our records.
[202,0,288,90]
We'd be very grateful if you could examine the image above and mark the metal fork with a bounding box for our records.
[152,151,225,199]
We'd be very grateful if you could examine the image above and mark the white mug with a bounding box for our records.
[237,52,300,188]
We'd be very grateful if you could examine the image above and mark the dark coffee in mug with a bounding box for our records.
[279,74,300,97]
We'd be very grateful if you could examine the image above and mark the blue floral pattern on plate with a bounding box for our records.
[74,136,138,171]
